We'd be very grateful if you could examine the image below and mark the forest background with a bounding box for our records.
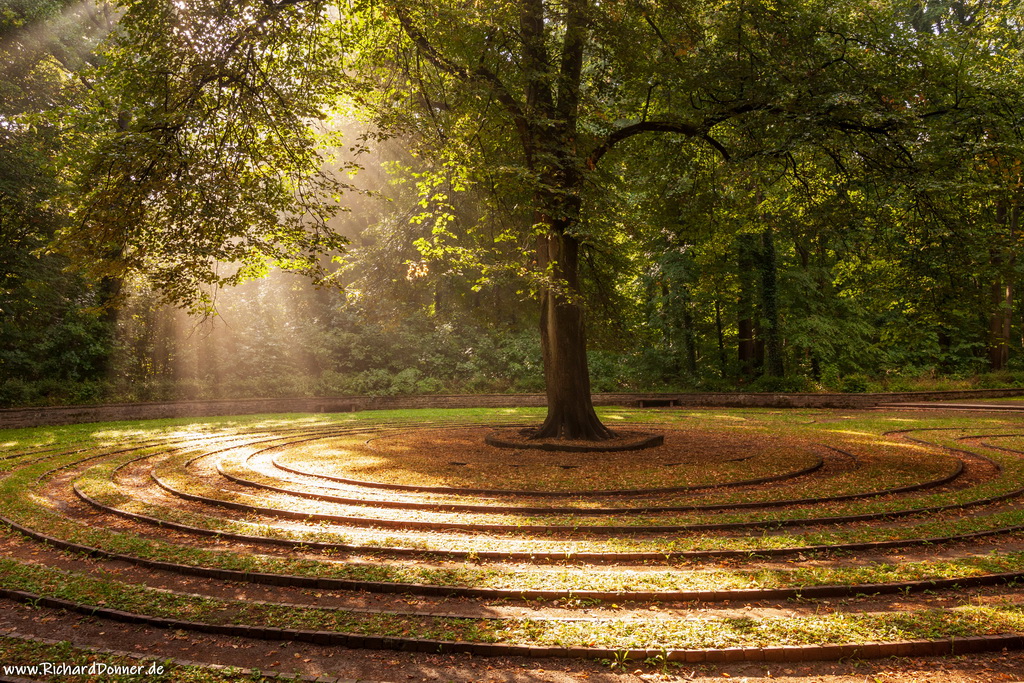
[3,0,1024,408]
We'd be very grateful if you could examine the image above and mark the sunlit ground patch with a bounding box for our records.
[273,426,822,493]
[3,406,1024,666]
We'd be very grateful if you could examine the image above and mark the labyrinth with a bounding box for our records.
[3,405,1024,678]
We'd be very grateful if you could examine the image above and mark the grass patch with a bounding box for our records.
[0,557,1022,650]
[4,407,1024,600]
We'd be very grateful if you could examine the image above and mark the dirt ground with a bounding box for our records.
[2,599,1024,683]
[5,410,1024,682]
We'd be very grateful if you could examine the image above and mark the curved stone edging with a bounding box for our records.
[154,462,1022,536]
[214,444,966,515]
[270,451,826,498]
[10,401,1024,669]
[68,481,1024,563]
[31,424,1024,561]
[9,510,1024,604]
[0,586,1020,663]
[102,429,1009,537]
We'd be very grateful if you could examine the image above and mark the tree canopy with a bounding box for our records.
[2,0,1024,411]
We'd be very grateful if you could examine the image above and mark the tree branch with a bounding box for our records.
[555,0,587,123]
[588,120,731,166]
[390,3,531,161]
[520,0,553,121]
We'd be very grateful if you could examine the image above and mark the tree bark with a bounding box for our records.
[657,279,680,379]
[679,283,698,377]
[759,227,785,378]
[93,274,123,379]
[736,234,759,377]
[532,229,613,440]
[988,199,1018,371]
[715,298,728,378]
[988,270,1012,371]
[514,0,610,440]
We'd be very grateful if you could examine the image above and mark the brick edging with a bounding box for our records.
[161,461,1024,535]
[8,509,1024,603]
[69,480,1024,562]
[217,449,963,514]
[0,587,1020,663]
[270,450,824,497]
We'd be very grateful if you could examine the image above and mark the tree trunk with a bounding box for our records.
[989,276,1012,371]
[532,230,613,440]
[93,274,122,378]
[736,234,759,377]
[658,279,680,379]
[759,228,784,378]
[715,298,728,378]
[680,283,698,377]
[988,200,1018,371]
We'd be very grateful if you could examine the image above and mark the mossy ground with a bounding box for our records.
[2,404,1024,681]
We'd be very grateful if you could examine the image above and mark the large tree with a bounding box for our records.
[58,0,1006,435]
[348,0,953,435]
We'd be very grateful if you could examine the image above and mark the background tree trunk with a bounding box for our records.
[737,234,759,377]
[988,199,1017,371]
[759,227,785,378]
[680,284,698,377]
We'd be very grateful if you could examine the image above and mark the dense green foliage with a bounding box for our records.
[3,0,1024,406]
[0,0,117,405]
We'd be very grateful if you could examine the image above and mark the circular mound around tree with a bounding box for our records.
[273,425,826,493]
[484,427,664,452]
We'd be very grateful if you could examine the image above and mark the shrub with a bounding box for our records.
[747,375,815,393]
[839,374,870,393]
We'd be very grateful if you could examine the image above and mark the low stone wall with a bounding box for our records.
[2,388,1024,430]
[622,388,1024,410]
[0,395,547,430]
